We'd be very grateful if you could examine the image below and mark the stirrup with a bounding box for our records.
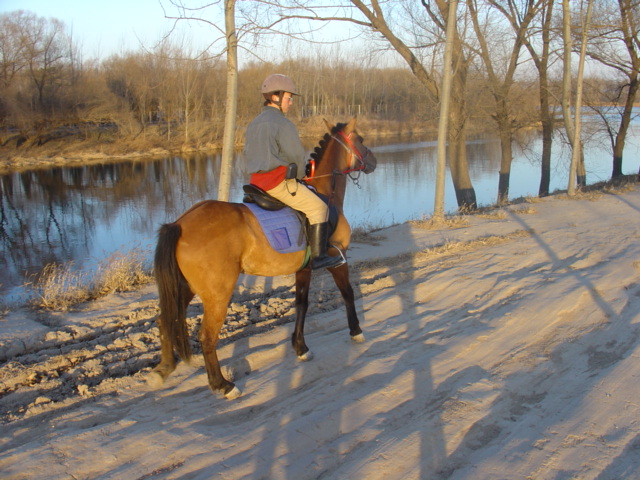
[330,244,347,265]
[311,245,346,270]
[311,254,343,270]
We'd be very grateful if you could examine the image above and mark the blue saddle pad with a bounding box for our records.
[244,202,306,254]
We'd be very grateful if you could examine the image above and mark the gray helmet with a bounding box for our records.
[261,74,300,96]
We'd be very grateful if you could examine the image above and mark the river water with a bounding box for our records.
[1,126,639,301]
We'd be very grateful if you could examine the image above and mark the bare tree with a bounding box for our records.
[0,13,27,90]
[0,12,71,119]
[218,0,238,201]
[434,0,459,220]
[469,0,544,204]
[587,0,640,179]
[260,0,478,210]
[162,0,242,201]
[420,0,477,210]
[563,0,593,195]
[521,0,557,197]
[20,13,68,109]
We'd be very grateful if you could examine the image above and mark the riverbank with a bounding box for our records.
[1,182,639,479]
[0,117,434,175]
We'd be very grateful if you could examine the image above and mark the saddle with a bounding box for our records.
[242,183,339,230]
[243,184,290,211]
[242,184,340,270]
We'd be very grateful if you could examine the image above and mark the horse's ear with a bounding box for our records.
[344,117,357,135]
[323,118,333,132]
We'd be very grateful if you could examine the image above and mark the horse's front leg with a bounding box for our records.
[329,262,365,343]
[292,266,313,361]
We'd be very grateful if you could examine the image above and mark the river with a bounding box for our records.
[1,126,639,301]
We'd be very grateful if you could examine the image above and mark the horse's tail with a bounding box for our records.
[154,223,192,362]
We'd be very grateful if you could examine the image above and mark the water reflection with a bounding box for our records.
[1,131,638,299]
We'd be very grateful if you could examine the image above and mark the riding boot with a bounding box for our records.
[309,222,344,270]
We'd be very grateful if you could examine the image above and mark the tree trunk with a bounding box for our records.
[449,88,476,210]
[433,0,458,221]
[448,109,478,211]
[573,0,593,190]
[217,0,238,202]
[450,130,476,209]
[497,121,513,204]
[446,5,476,211]
[612,77,639,178]
[539,120,553,197]
[533,0,554,197]
[561,0,577,194]
[564,0,592,195]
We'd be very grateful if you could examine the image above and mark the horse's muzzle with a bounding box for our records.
[363,151,377,174]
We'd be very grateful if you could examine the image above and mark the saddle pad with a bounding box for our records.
[244,202,306,254]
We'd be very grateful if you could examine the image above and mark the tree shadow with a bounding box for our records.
[438,206,640,476]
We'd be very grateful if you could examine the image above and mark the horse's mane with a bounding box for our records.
[309,122,348,167]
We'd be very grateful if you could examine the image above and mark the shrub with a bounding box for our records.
[29,262,91,311]
[90,247,153,297]
[28,247,153,311]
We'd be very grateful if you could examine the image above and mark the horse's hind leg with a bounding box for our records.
[154,315,177,376]
[151,286,195,386]
[329,263,365,342]
[199,294,241,399]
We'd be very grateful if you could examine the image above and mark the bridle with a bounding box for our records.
[303,131,372,187]
[332,131,371,175]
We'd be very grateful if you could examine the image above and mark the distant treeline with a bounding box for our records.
[0,9,622,156]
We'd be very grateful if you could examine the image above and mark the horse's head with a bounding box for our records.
[305,118,377,184]
[326,117,377,175]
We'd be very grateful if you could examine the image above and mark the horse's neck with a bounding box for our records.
[314,143,347,208]
[329,176,347,210]
[312,170,346,211]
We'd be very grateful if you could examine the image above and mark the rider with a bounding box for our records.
[244,74,343,270]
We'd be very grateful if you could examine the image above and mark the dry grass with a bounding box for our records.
[562,181,636,201]
[520,195,543,204]
[351,226,386,245]
[27,247,153,311]
[544,177,637,202]
[414,229,532,262]
[353,229,532,272]
[410,214,470,230]
[508,204,538,215]
[476,209,508,220]
[92,248,153,296]
[28,263,91,311]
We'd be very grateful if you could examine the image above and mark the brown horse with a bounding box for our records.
[152,117,377,399]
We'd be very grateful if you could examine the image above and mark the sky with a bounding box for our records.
[0,0,226,60]
[0,0,378,65]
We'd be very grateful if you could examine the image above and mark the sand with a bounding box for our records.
[1,184,639,480]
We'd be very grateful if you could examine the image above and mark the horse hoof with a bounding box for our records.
[298,351,314,362]
[351,333,365,343]
[147,371,165,389]
[225,386,242,400]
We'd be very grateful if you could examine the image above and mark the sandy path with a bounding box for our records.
[1,186,639,479]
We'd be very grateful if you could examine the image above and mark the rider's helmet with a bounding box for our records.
[261,74,300,101]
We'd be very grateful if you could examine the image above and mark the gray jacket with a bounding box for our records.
[243,106,305,174]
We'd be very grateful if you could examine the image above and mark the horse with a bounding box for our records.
[152,117,377,399]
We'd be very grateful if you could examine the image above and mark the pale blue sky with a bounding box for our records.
[0,0,397,66]
[0,0,211,59]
